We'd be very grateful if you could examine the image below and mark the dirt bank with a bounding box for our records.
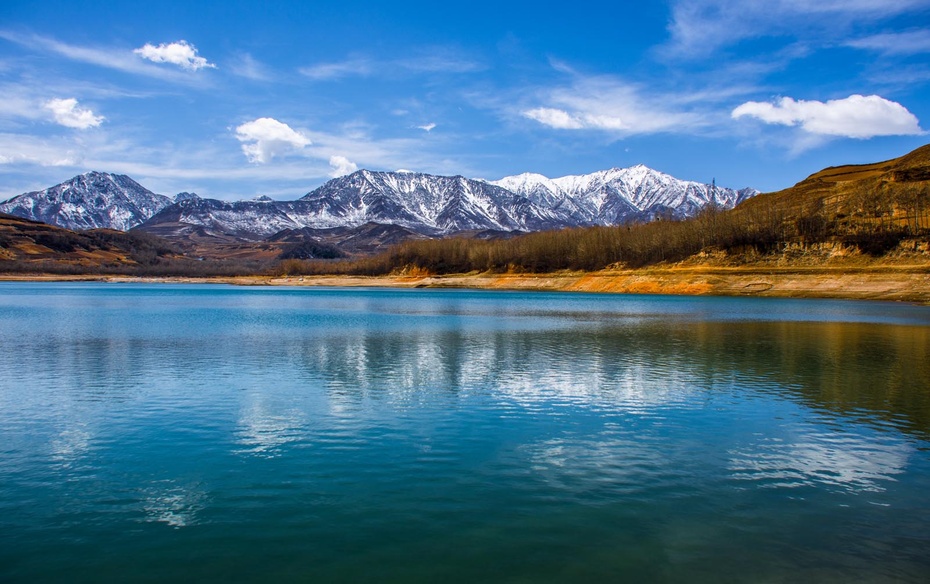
[260,265,930,304]
[3,265,929,304]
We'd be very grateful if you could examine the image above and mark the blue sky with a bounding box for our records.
[1,0,929,201]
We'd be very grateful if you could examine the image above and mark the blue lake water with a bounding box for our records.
[1,282,929,582]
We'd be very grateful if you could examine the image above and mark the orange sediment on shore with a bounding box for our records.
[2,266,929,304]
[563,273,715,295]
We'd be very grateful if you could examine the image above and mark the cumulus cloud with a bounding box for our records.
[417,122,437,132]
[731,94,923,138]
[328,155,358,177]
[235,118,311,163]
[134,41,215,71]
[0,32,200,82]
[44,98,104,129]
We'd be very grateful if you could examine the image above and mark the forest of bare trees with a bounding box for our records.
[283,181,930,277]
[3,177,927,278]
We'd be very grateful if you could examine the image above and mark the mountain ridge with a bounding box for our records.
[1,166,758,241]
[0,172,174,232]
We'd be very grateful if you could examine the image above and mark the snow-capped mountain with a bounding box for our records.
[138,170,568,240]
[490,165,758,224]
[297,170,564,233]
[0,172,174,231]
[139,197,308,239]
[5,166,757,242]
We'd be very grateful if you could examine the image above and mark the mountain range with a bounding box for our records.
[0,166,757,244]
[4,144,928,273]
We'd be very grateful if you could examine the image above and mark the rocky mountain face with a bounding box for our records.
[297,170,564,233]
[138,168,755,240]
[2,167,758,243]
[139,196,307,239]
[0,172,175,232]
[490,165,758,224]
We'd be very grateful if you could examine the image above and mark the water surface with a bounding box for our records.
[1,283,929,582]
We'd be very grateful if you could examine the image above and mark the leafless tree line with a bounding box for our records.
[287,181,929,276]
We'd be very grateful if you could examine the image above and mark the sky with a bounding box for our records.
[1,0,929,201]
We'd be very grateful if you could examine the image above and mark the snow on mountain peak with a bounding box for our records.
[492,164,754,221]
[0,171,173,231]
[2,166,758,239]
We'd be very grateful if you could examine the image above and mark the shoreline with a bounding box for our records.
[3,265,929,304]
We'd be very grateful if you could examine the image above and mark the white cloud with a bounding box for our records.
[328,155,358,177]
[299,59,372,80]
[0,87,48,122]
[0,119,464,201]
[228,52,272,81]
[732,94,924,138]
[662,0,930,58]
[44,98,104,129]
[521,76,702,135]
[0,133,84,167]
[134,41,215,71]
[0,31,189,81]
[846,29,930,55]
[417,122,437,132]
[523,108,585,129]
[395,52,484,74]
[235,117,311,163]
[299,49,483,81]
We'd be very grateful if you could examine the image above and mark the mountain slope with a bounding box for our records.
[140,167,752,242]
[298,170,564,233]
[138,170,572,241]
[0,172,174,231]
[491,165,757,224]
[139,196,305,240]
[9,166,756,248]
[0,212,177,268]
[735,143,930,235]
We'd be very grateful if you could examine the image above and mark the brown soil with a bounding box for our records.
[5,264,927,304]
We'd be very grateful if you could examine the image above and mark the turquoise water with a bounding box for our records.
[1,282,929,582]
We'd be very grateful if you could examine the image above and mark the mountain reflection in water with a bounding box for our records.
[2,284,929,583]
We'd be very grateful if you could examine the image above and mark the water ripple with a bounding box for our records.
[2,284,930,582]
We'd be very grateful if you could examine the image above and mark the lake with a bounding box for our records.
[1,282,929,582]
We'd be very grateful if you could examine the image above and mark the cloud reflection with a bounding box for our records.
[48,426,93,467]
[235,395,307,456]
[140,480,207,528]
[728,431,912,493]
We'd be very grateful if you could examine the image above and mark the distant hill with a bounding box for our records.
[737,144,930,237]
[0,212,281,276]
[0,212,177,270]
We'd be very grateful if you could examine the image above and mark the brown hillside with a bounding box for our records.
[0,213,175,268]
[0,214,280,276]
[737,144,930,235]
